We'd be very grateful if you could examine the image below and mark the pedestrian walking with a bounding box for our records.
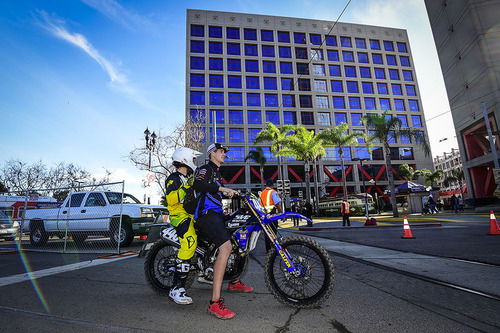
[341,198,350,227]
[451,194,459,214]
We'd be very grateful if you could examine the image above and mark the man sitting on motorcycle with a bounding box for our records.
[193,143,253,319]
[165,147,201,305]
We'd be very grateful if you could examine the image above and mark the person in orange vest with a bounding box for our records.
[341,198,350,227]
[260,179,283,252]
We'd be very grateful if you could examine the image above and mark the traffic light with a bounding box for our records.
[276,180,283,192]
[284,180,291,195]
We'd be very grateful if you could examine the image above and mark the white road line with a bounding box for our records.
[0,254,138,287]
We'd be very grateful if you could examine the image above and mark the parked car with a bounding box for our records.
[24,191,168,247]
[0,210,18,241]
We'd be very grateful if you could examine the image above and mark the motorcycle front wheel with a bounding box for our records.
[144,241,195,296]
[264,236,335,308]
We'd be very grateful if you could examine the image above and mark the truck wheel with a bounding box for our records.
[30,222,48,246]
[110,218,134,247]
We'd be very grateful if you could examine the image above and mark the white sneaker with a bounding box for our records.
[169,287,193,305]
[197,276,213,285]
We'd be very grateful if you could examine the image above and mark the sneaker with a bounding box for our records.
[169,287,193,305]
[197,276,213,285]
[227,279,254,293]
[207,298,235,320]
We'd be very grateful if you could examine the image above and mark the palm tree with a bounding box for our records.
[277,126,325,213]
[398,163,425,181]
[422,169,444,189]
[254,123,296,182]
[317,122,365,200]
[245,148,267,186]
[443,168,465,196]
[364,112,430,217]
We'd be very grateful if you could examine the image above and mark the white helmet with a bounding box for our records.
[172,147,202,172]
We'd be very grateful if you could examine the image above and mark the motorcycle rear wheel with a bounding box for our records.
[264,236,335,308]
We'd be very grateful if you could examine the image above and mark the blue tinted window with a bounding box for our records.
[262,61,276,73]
[265,110,279,123]
[283,111,297,124]
[247,93,261,106]
[280,62,293,74]
[245,60,259,72]
[209,58,223,71]
[340,36,352,47]
[310,34,322,45]
[346,81,359,93]
[326,35,337,46]
[227,43,240,55]
[392,84,403,95]
[386,54,397,66]
[210,92,224,105]
[409,100,419,112]
[209,128,225,143]
[344,66,356,77]
[362,82,373,94]
[190,91,205,105]
[383,41,394,51]
[191,25,204,37]
[343,51,354,62]
[329,65,341,76]
[332,96,345,109]
[403,70,413,81]
[355,38,366,49]
[229,128,244,142]
[397,42,408,53]
[365,97,376,110]
[282,95,295,107]
[209,110,224,124]
[334,112,347,125]
[349,97,361,109]
[190,74,204,87]
[301,111,314,124]
[355,147,371,160]
[370,39,381,50]
[394,99,405,111]
[358,52,369,63]
[246,76,260,89]
[245,44,258,56]
[406,85,416,96]
[374,68,386,79]
[228,92,243,106]
[190,40,204,53]
[331,80,343,93]
[294,32,306,44]
[377,83,389,95]
[372,53,383,64]
[379,98,391,110]
[298,79,310,91]
[261,30,274,42]
[400,134,411,143]
[327,50,339,61]
[244,28,257,40]
[351,113,363,126]
[278,31,290,43]
[247,110,261,124]
[209,75,223,88]
[299,96,313,108]
[190,109,206,123]
[264,77,277,90]
[227,27,240,39]
[295,47,308,59]
[227,146,244,161]
[281,78,294,90]
[228,110,243,124]
[262,45,275,57]
[261,147,277,161]
[228,75,242,88]
[400,56,410,67]
[190,57,204,70]
[389,69,400,80]
[360,67,371,78]
[279,46,291,58]
[248,128,260,141]
[397,114,408,127]
[227,59,241,71]
[411,115,422,127]
[209,26,222,38]
[296,63,309,75]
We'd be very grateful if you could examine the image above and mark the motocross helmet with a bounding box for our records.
[172,147,202,172]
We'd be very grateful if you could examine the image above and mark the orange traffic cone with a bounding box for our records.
[401,216,415,239]
[488,210,500,235]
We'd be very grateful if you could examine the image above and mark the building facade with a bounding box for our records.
[425,0,500,199]
[434,148,463,191]
[186,9,433,200]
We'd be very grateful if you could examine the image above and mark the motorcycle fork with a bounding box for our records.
[261,222,297,274]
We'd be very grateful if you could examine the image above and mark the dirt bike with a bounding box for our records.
[140,193,335,308]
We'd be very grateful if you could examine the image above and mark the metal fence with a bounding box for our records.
[0,182,166,254]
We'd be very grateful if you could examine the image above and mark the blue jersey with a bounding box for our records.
[193,161,224,218]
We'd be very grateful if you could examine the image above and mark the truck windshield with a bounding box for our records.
[105,192,141,204]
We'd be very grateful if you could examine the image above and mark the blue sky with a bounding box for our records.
[0,0,456,202]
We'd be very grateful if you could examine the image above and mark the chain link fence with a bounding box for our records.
[0,182,167,254]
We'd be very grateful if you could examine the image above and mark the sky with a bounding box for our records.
[0,0,458,203]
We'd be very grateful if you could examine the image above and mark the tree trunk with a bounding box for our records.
[340,148,347,200]
[385,145,399,217]
[304,162,312,207]
[260,166,264,187]
[313,158,320,215]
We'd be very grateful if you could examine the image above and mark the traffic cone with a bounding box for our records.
[488,211,500,235]
[401,216,415,239]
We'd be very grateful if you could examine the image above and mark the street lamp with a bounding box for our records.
[353,157,369,219]
[144,128,157,204]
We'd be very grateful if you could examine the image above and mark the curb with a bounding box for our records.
[297,223,442,232]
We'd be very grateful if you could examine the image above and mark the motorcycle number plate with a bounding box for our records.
[161,226,178,242]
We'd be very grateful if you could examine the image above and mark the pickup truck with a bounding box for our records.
[24,191,168,247]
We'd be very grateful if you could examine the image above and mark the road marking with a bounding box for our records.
[0,254,138,287]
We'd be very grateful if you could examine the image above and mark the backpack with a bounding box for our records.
[182,176,199,215]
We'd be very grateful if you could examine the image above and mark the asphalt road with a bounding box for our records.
[0,214,499,332]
